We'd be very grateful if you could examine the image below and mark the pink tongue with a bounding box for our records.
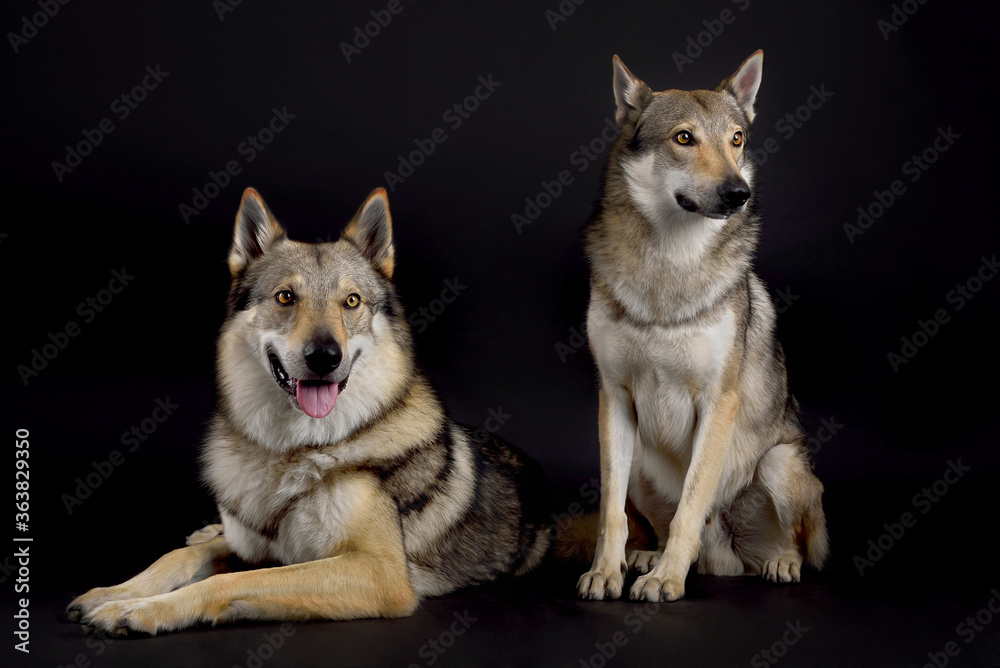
[296,381,338,418]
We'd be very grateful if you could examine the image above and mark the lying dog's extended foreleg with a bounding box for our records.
[70,477,418,636]
[67,534,233,623]
[78,549,418,636]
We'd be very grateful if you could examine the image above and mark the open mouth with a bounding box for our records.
[267,350,348,419]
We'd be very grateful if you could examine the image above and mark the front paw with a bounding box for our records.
[186,523,224,546]
[577,565,625,600]
[81,596,185,637]
[630,573,685,602]
[67,586,133,623]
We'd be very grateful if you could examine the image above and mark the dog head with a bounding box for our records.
[612,51,763,224]
[219,188,411,441]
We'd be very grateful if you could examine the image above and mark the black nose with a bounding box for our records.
[303,338,342,376]
[719,180,751,209]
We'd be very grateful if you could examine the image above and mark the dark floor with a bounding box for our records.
[14,574,998,668]
[9,481,1000,668]
[3,1,997,665]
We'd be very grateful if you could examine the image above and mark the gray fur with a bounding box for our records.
[206,188,552,598]
[580,52,828,601]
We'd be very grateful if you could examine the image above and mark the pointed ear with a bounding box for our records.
[718,50,763,123]
[342,188,395,279]
[612,55,652,127]
[228,188,286,277]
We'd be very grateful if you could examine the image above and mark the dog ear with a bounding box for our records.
[228,188,287,277]
[342,188,395,279]
[719,50,763,123]
[612,55,652,128]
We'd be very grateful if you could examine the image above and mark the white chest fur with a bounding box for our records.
[588,298,737,494]
[208,442,360,565]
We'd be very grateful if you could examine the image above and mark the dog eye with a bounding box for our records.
[345,293,361,309]
[275,290,295,305]
[732,131,744,146]
[674,131,693,145]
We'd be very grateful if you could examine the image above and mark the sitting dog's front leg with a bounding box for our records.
[630,390,739,602]
[578,385,639,600]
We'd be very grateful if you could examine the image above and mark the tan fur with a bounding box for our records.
[69,475,417,635]
[576,52,828,603]
[553,501,654,564]
[631,389,740,601]
[68,187,551,636]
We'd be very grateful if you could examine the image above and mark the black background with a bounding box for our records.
[2,0,998,666]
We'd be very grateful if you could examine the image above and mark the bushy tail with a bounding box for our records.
[800,483,829,569]
[552,501,656,563]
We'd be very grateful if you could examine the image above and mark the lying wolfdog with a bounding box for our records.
[69,188,551,635]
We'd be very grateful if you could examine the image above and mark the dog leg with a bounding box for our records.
[80,551,418,636]
[631,391,739,602]
[67,535,233,622]
[79,478,417,635]
[749,442,827,580]
[578,385,638,600]
[185,523,224,545]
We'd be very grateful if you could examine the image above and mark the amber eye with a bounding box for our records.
[345,293,361,309]
[275,290,295,305]
[732,131,744,146]
[675,130,693,145]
